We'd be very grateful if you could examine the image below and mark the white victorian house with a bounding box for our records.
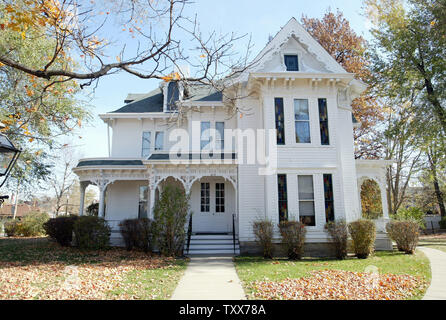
[73,18,392,255]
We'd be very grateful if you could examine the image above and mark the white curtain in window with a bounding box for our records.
[200,121,211,150]
[142,131,151,157]
[155,132,164,150]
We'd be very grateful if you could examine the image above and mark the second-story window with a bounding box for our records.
[318,98,330,145]
[200,121,211,151]
[155,131,164,151]
[216,122,225,150]
[284,55,299,71]
[142,131,151,157]
[275,98,285,145]
[294,99,311,143]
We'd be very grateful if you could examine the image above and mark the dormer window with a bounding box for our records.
[166,81,180,112]
[284,55,299,71]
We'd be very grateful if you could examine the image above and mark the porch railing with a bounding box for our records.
[186,214,193,254]
[232,213,236,254]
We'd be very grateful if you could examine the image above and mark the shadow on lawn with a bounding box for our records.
[0,237,182,269]
[234,250,402,265]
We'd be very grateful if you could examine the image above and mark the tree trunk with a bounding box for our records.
[428,151,446,217]
[424,77,446,135]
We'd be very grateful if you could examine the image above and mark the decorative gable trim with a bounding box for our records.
[237,18,347,83]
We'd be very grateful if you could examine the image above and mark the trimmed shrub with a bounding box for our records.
[325,220,348,259]
[278,221,306,260]
[4,219,20,237]
[44,216,78,246]
[153,185,189,257]
[73,216,111,249]
[119,218,153,252]
[393,207,425,228]
[348,219,376,259]
[19,212,50,236]
[119,219,140,250]
[135,218,153,253]
[386,220,419,254]
[439,216,446,230]
[253,220,274,259]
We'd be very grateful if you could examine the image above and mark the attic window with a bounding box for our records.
[166,81,180,111]
[284,55,299,71]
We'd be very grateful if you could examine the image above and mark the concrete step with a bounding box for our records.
[188,239,237,245]
[191,234,234,240]
[188,244,240,250]
[187,249,240,255]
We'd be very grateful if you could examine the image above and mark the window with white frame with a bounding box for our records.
[298,175,315,226]
[155,131,164,151]
[294,99,311,143]
[215,183,225,213]
[200,182,210,212]
[200,121,211,151]
[141,131,151,157]
[215,122,225,150]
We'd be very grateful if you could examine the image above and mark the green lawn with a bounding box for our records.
[418,232,446,253]
[235,250,431,300]
[0,237,187,300]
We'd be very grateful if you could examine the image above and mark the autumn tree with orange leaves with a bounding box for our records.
[0,0,89,192]
[301,10,384,159]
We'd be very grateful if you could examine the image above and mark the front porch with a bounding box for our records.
[73,158,239,249]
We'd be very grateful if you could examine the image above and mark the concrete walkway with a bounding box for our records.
[171,256,246,300]
[418,247,446,300]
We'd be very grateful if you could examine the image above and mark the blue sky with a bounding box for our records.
[75,0,370,159]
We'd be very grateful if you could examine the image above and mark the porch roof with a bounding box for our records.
[76,159,144,167]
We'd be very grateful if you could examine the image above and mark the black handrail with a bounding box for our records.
[232,213,236,254]
[186,214,193,254]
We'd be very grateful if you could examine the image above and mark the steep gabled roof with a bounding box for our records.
[110,83,222,113]
[112,88,164,113]
[239,17,347,80]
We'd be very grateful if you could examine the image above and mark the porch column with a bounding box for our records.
[79,181,88,216]
[148,184,156,219]
[379,180,389,219]
[98,183,108,218]
[357,178,364,217]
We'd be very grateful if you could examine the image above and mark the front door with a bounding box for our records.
[191,179,234,233]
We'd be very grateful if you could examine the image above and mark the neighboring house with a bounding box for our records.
[0,203,42,219]
[73,18,392,255]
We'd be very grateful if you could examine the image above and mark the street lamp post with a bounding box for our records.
[0,123,21,205]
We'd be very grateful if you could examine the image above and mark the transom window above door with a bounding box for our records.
[284,55,299,71]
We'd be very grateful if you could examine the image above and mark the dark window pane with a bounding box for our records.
[323,174,335,222]
[299,215,315,226]
[284,55,299,71]
[277,174,288,222]
[318,99,330,145]
[275,98,285,145]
